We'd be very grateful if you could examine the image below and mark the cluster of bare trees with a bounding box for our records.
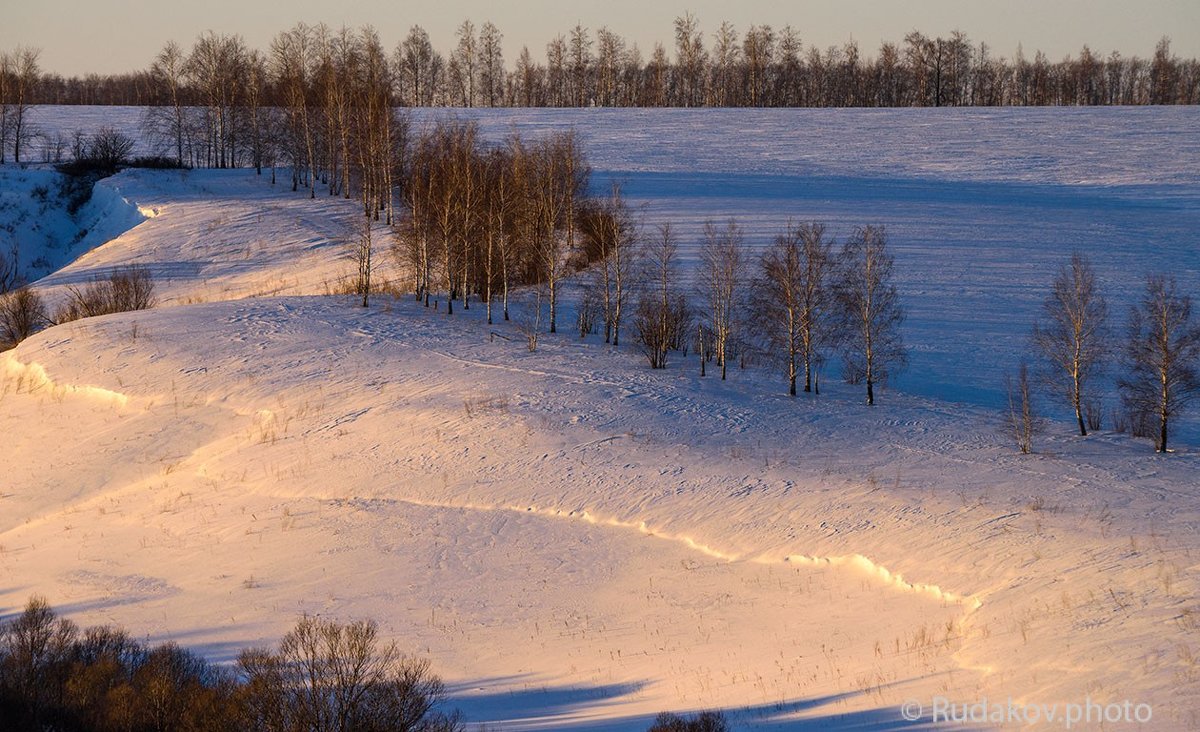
[574,207,907,405]
[15,24,1200,110]
[389,150,907,403]
[745,222,906,405]
[1013,253,1200,453]
[753,223,833,395]
[400,184,1192,447]
[397,121,591,327]
[138,24,404,228]
[0,596,462,732]
[0,287,44,350]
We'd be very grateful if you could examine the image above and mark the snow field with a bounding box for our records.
[22,105,1200,434]
[3,291,1197,727]
[2,106,1199,728]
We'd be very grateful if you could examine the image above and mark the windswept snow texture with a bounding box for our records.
[3,107,1199,729]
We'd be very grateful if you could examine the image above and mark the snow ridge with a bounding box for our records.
[782,553,980,609]
[2,354,131,408]
[391,494,976,610]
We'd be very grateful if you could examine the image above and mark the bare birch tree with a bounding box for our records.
[1005,362,1038,454]
[545,36,568,107]
[1031,252,1108,436]
[712,21,740,106]
[497,133,531,321]
[8,47,39,163]
[481,148,509,324]
[479,22,505,107]
[450,20,477,107]
[579,182,637,346]
[673,13,706,107]
[450,122,480,312]
[697,219,745,379]
[399,125,437,306]
[396,26,442,107]
[528,131,587,333]
[244,49,269,175]
[1118,275,1200,453]
[0,52,10,163]
[743,26,774,107]
[606,190,636,347]
[144,41,189,166]
[634,224,687,369]
[568,24,592,107]
[351,215,373,308]
[272,24,319,195]
[754,222,833,395]
[836,225,906,405]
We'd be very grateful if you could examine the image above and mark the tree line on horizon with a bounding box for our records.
[3,17,1199,112]
[3,20,1198,167]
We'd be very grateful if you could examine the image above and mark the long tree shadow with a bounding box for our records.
[0,597,973,730]
[0,596,255,666]
[448,676,975,730]
[448,677,648,726]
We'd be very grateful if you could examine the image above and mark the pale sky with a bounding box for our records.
[4,0,1198,77]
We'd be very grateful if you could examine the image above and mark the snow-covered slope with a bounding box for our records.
[26,105,1200,433]
[3,293,1197,728]
[0,167,147,283]
[2,107,1199,729]
[30,168,401,308]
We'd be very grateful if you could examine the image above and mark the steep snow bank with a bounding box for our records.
[73,174,150,256]
[0,166,145,283]
[31,168,398,306]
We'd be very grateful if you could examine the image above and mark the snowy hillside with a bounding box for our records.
[0,167,147,283]
[23,105,1200,433]
[29,168,403,306]
[2,108,1199,729]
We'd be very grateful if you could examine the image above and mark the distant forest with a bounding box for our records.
[4,17,1199,108]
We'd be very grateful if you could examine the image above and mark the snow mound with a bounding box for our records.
[31,168,399,307]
